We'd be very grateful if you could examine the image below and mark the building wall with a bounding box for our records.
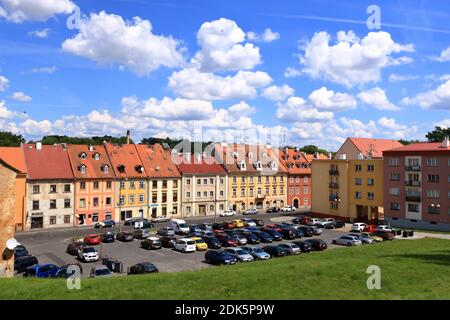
[0,163,16,277]
[115,178,148,220]
[181,174,227,217]
[14,174,27,231]
[334,139,359,160]
[287,174,311,208]
[26,181,75,229]
[147,178,181,218]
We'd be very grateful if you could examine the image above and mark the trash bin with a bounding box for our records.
[408,230,414,237]
[396,229,402,236]
[402,231,409,237]
[102,257,123,273]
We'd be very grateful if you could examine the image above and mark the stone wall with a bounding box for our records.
[0,162,17,277]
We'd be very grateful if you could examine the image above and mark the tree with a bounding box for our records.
[425,126,450,142]
[0,131,25,147]
[299,144,328,154]
[39,135,133,145]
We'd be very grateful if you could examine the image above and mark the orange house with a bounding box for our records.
[67,145,116,226]
[0,147,27,231]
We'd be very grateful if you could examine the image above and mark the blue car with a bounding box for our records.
[23,264,60,278]
[95,220,116,228]
[252,231,273,243]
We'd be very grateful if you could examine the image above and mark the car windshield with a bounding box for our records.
[186,241,195,245]
[179,223,188,228]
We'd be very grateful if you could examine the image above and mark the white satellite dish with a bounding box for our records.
[6,238,18,250]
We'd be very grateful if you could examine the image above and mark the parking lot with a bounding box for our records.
[15,211,355,277]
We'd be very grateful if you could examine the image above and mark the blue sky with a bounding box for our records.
[0,0,449,150]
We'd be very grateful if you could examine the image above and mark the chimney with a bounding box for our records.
[442,137,450,148]
[126,130,131,144]
[89,145,94,152]
[328,152,332,159]
[36,142,42,150]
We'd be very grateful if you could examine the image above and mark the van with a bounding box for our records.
[174,238,196,253]
[169,219,189,235]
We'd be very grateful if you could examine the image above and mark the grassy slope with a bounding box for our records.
[1,238,450,300]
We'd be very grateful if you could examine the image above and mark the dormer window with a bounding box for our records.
[118,165,125,173]
[248,152,253,159]
[102,165,109,173]
[79,164,87,173]
[240,160,246,171]
[271,161,278,170]
[262,153,268,159]
[79,152,87,159]
[232,152,238,159]
[256,161,262,170]
[135,165,144,173]
[93,153,100,160]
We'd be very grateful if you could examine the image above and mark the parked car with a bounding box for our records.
[262,228,283,241]
[252,231,273,243]
[363,224,377,233]
[263,224,282,232]
[280,221,297,229]
[244,208,258,215]
[224,248,254,262]
[188,230,203,238]
[141,237,162,250]
[157,227,175,237]
[220,210,236,217]
[14,246,29,258]
[307,218,322,226]
[116,232,134,242]
[151,216,169,223]
[316,218,335,228]
[349,233,376,244]
[376,225,393,232]
[212,222,225,231]
[139,220,155,229]
[96,232,113,243]
[241,218,256,227]
[240,231,260,244]
[169,219,190,235]
[14,255,38,274]
[54,263,83,278]
[202,236,222,249]
[245,226,261,232]
[292,228,305,238]
[263,245,288,257]
[191,237,208,251]
[241,246,271,260]
[199,223,213,231]
[297,226,313,237]
[292,241,313,253]
[362,232,383,242]
[90,265,112,278]
[277,227,296,240]
[216,234,238,247]
[310,226,323,235]
[133,229,152,239]
[325,220,346,229]
[230,219,245,228]
[174,238,196,252]
[332,235,362,246]
[374,230,396,241]
[304,239,328,251]
[84,234,101,245]
[222,221,236,229]
[160,236,177,248]
[293,215,311,225]
[266,207,280,213]
[23,264,60,278]
[278,243,301,255]
[225,230,248,245]
[94,219,115,228]
[66,242,86,255]
[190,224,203,233]
[78,247,99,262]
[204,250,237,265]
[281,206,296,212]
[128,262,159,275]
[351,222,367,232]
[124,217,148,226]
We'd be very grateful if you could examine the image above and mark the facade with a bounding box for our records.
[0,147,27,231]
[214,144,288,212]
[104,143,147,221]
[67,144,116,226]
[176,154,227,217]
[136,143,182,219]
[383,139,450,231]
[335,137,403,160]
[23,143,75,229]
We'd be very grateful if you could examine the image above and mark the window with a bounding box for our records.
[186,206,191,214]
[389,188,400,196]
[367,192,374,200]
[209,205,215,212]
[79,198,86,208]
[197,179,201,185]
[49,216,56,225]
[119,181,125,189]
[32,200,39,210]
[295,187,300,195]
[241,176,246,184]
[241,188,245,196]
[186,192,190,198]
[129,194,135,204]
[79,182,86,190]
[232,188,237,197]
[162,180,167,189]
[103,165,109,173]
[304,187,309,194]
[92,214,99,222]
[80,165,87,174]
[367,165,374,172]
[203,179,208,185]
[355,164,362,172]
[210,191,214,197]
[295,177,300,183]
[273,176,277,183]
[93,181,99,190]
[355,178,362,185]
[32,185,40,194]
[448,175,450,183]
[427,158,439,166]
[289,187,294,194]
[162,193,167,203]
[273,187,277,195]
[64,199,71,208]
[173,180,178,188]
[80,152,87,159]
[139,194,145,203]
[265,187,270,195]
[265,176,270,184]
[388,158,400,166]
[355,191,362,199]
[258,176,262,184]
[408,203,419,213]
[389,173,400,181]
[50,199,57,209]
[220,178,224,185]
[139,181,145,189]
[120,195,125,205]
[203,191,207,197]
[390,203,400,211]
[173,193,178,202]
[427,190,440,198]
[93,197,99,207]
[197,191,201,198]
[290,177,294,183]
[49,184,57,193]
[64,184,71,192]
[106,197,111,206]
[428,174,440,183]
[280,186,284,195]
[367,178,375,186]
[64,215,71,224]
[186,179,191,185]
[152,180,157,188]
[280,176,284,182]
[257,188,262,196]
[129,181,135,189]
[303,177,308,183]
[220,190,224,197]
[428,205,440,215]
[106,181,112,189]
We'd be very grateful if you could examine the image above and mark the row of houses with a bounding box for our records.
[0,142,322,231]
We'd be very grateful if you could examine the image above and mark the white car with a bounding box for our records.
[174,238,196,253]
[351,222,367,232]
[332,235,363,246]
[318,218,335,227]
[376,225,392,232]
[220,210,237,217]
[281,206,296,212]
[241,218,256,227]
[307,218,322,226]
[78,247,99,262]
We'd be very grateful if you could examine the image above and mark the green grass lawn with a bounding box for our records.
[1,238,450,300]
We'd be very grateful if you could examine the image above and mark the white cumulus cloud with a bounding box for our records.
[261,85,294,101]
[0,0,75,23]
[28,28,51,38]
[10,91,32,102]
[247,28,280,43]
[358,87,400,111]
[308,87,357,111]
[276,97,334,123]
[430,47,450,62]
[401,79,450,110]
[0,75,9,91]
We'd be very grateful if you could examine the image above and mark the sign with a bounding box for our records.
[151,204,159,207]
[135,221,143,229]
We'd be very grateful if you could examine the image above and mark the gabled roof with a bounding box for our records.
[67,144,115,179]
[383,142,450,153]
[174,154,227,175]
[0,147,27,173]
[104,143,147,179]
[278,148,315,175]
[23,144,74,180]
[135,144,181,178]
[347,137,403,158]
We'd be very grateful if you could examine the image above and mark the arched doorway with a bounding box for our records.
[256,201,263,209]
[272,201,277,208]
[265,201,270,208]
[241,202,246,211]
[293,198,299,208]
[280,200,284,208]
[249,202,254,209]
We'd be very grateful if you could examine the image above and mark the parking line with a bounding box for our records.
[152,251,166,256]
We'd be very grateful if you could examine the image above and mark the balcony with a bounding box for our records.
[405,195,421,202]
[329,183,339,189]
[405,180,421,187]
[329,170,339,176]
[405,165,421,171]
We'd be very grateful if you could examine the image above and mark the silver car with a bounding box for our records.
[225,248,254,262]
[157,227,175,236]
[241,246,271,260]
[310,226,323,235]
[349,233,375,244]
[90,265,111,277]
[332,235,362,246]
[278,243,301,255]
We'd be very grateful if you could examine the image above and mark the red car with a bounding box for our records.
[222,221,235,229]
[84,234,101,245]
[215,234,238,247]
[264,224,282,232]
[363,224,377,233]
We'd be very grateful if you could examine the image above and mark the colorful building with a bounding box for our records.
[0,147,27,231]
[67,144,116,226]
[23,143,75,229]
[383,139,450,231]
[214,144,288,212]
[136,143,182,219]
[176,153,228,217]
[335,137,403,160]
[104,143,147,221]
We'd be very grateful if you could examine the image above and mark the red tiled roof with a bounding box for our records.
[175,154,227,175]
[104,143,147,179]
[348,137,403,158]
[0,147,27,173]
[384,142,450,153]
[279,148,311,174]
[136,144,181,178]
[67,144,115,179]
[23,144,74,180]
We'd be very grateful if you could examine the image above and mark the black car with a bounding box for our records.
[116,232,134,242]
[297,226,313,237]
[212,222,225,231]
[292,241,313,253]
[141,238,162,250]
[14,246,29,258]
[262,228,283,241]
[292,228,304,238]
[325,220,346,229]
[277,227,296,240]
[66,242,86,255]
[54,263,83,278]
[252,231,273,243]
[262,245,288,257]
[124,217,148,226]
[202,236,222,249]
[14,255,38,274]
[266,207,280,213]
[304,239,328,251]
[94,219,115,228]
[253,219,265,227]
[205,250,238,265]
[240,232,260,244]
[159,236,177,248]
[100,231,115,243]
[199,223,213,231]
[133,229,152,239]
[128,262,159,275]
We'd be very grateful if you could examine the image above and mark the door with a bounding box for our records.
[31,217,43,229]
[293,199,299,208]
[151,208,157,218]
[199,205,206,216]
[78,214,86,225]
